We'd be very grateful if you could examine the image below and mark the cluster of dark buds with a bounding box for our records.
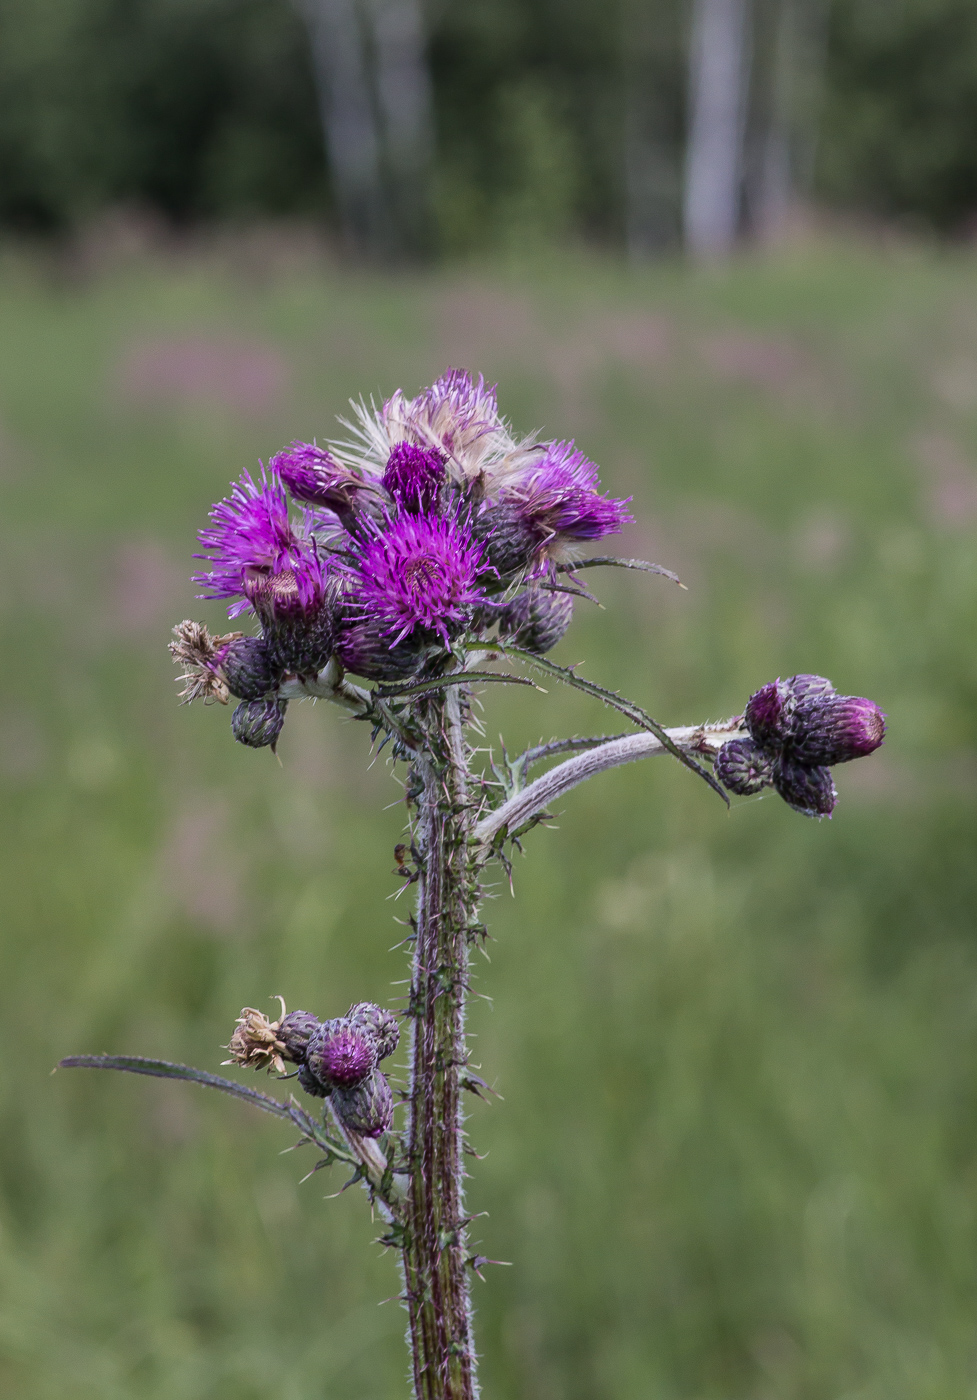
[714,675,886,817]
[225,1000,400,1139]
[169,368,632,750]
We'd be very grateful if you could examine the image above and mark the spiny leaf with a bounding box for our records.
[558,556,684,588]
[375,671,540,701]
[58,1055,298,1120]
[481,644,729,806]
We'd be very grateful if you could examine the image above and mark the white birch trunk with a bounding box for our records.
[298,0,388,254]
[368,0,434,252]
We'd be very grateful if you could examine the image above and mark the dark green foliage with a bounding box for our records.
[4,0,977,241]
[820,0,977,231]
[0,0,325,231]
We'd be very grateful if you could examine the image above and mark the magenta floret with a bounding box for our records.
[346,511,492,645]
[382,442,446,512]
[499,440,632,555]
[194,467,329,618]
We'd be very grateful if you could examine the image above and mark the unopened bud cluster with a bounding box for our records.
[225,1000,400,1138]
[714,675,886,818]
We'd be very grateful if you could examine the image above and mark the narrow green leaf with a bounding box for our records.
[375,670,540,700]
[559,556,684,587]
[481,644,729,806]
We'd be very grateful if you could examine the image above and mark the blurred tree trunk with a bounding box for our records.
[368,0,434,256]
[683,0,752,256]
[754,0,828,239]
[298,0,432,258]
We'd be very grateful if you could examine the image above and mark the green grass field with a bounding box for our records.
[2,232,977,1399]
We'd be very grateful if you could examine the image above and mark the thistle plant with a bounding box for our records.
[61,369,886,1400]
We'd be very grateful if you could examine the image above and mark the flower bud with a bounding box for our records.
[249,570,338,678]
[790,694,886,767]
[334,618,429,682]
[743,679,791,752]
[277,1009,322,1064]
[297,1062,328,1098]
[773,757,837,818]
[498,588,573,653]
[382,442,446,514]
[473,502,541,577]
[714,738,774,795]
[347,1002,400,1062]
[231,696,286,749]
[332,1068,394,1138]
[306,1018,377,1091]
[222,635,279,700]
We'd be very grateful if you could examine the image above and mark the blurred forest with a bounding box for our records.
[3,0,977,253]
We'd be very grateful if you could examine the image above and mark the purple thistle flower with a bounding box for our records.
[272,441,375,517]
[345,511,492,646]
[791,694,887,767]
[306,1019,377,1090]
[194,467,329,619]
[381,442,446,513]
[481,441,632,574]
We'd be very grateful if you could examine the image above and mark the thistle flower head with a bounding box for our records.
[223,1006,288,1074]
[332,1067,395,1138]
[347,1002,401,1062]
[381,442,446,513]
[231,696,287,749]
[306,1019,377,1090]
[714,738,774,796]
[333,369,522,488]
[277,1009,322,1064]
[169,620,243,705]
[773,757,837,818]
[791,694,887,767]
[272,440,373,516]
[483,441,632,573]
[498,587,574,653]
[744,678,793,753]
[345,511,492,645]
[194,467,329,619]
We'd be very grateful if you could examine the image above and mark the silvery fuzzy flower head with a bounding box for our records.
[381,442,446,513]
[478,441,632,576]
[194,466,330,620]
[333,368,531,490]
[344,510,493,646]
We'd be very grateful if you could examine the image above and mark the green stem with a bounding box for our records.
[402,686,479,1400]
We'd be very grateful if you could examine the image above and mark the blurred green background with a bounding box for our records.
[1,231,977,1398]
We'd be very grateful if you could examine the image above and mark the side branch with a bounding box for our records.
[474,720,744,850]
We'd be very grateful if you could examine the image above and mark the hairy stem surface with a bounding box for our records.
[403,687,479,1400]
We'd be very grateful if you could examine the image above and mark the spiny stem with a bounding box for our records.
[474,720,745,850]
[402,687,479,1400]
